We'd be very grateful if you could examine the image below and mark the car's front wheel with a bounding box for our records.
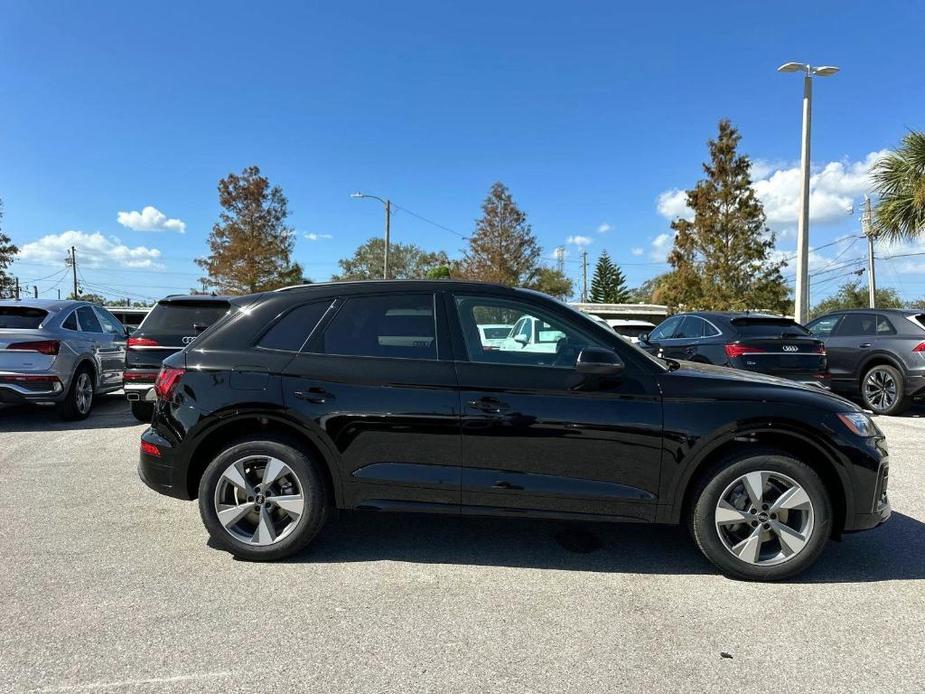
[198,437,329,561]
[690,449,831,581]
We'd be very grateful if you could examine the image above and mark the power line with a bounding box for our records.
[390,203,468,240]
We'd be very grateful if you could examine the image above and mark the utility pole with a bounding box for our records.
[57,289,61,300]
[66,246,78,299]
[33,285,38,298]
[554,246,565,275]
[862,196,876,308]
[15,276,20,300]
[384,199,391,280]
[580,250,589,303]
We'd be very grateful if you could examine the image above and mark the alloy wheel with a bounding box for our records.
[864,368,897,412]
[213,455,305,546]
[714,470,815,566]
[75,373,93,414]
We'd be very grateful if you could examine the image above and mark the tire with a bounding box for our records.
[860,364,909,416]
[198,437,329,561]
[689,448,832,581]
[130,401,154,423]
[55,365,95,421]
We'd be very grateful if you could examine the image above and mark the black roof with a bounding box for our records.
[160,294,234,304]
[676,311,792,321]
[273,280,509,293]
[819,307,923,315]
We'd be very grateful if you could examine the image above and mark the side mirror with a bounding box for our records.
[124,326,134,337]
[638,332,650,344]
[576,347,625,376]
[513,334,528,346]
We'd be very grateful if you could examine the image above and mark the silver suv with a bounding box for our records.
[0,299,128,419]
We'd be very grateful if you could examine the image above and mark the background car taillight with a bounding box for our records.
[128,336,159,348]
[724,343,765,358]
[913,341,925,353]
[6,339,60,355]
[813,342,826,354]
[153,366,185,399]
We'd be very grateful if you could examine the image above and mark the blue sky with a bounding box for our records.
[2,1,924,304]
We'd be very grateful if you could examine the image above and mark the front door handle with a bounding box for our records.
[858,343,871,349]
[491,480,524,491]
[467,396,510,414]
[294,387,333,404]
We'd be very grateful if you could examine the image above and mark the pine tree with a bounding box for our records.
[463,182,541,286]
[589,250,630,303]
[655,120,788,312]
[0,198,19,299]
[196,166,303,294]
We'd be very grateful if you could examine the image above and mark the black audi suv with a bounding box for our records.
[639,311,829,389]
[139,281,890,581]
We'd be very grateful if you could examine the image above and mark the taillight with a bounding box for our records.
[128,336,159,348]
[123,370,159,382]
[813,342,826,354]
[724,343,765,359]
[153,366,185,400]
[6,340,60,355]
[913,342,925,353]
[140,440,161,457]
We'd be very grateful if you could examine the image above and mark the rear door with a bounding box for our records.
[282,291,461,513]
[93,306,127,389]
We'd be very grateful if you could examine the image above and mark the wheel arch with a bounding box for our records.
[184,413,341,507]
[857,352,905,383]
[673,426,851,539]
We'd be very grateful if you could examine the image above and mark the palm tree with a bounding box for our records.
[871,130,925,240]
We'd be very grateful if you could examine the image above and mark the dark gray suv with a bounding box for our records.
[806,308,925,415]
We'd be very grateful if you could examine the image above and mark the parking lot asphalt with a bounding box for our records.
[1,396,924,693]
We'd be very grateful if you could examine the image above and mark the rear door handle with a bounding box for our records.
[491,480,523,491]
[294,387,333,404]
[467,396,510,414]
[858,343,871,349]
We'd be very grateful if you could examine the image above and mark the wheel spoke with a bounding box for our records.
[262,457,288,488]
[741,471,766,507]
[269,493,304,517]
[715,500,750,526]
[254,506,277,544]
[771,520,807,556]
[217,502,255,528]
[730,526,763,564]
[221,463,253,495]
[770,485,811,513]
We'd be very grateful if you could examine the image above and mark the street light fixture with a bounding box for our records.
[351,192,392,280]
[777,61,840,324]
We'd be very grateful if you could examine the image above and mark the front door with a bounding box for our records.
[448,292,663,522]
[282,291,461,513]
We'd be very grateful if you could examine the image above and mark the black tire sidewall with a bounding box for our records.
[130,401,154,422]
[861,364,907,416]
[691,451,832,581]
[198,438,328,561]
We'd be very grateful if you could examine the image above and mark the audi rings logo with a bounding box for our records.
[182,336,196,345]
[782,345,799,352]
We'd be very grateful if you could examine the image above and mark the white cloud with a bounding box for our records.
[566,234,593,247]
[18,230,163,269]
[117,205,186,233]
[597,223,612,234]
[650,232,675,262]
[656,189,693,221]
[631,247,644,256]
[305,233,333,241]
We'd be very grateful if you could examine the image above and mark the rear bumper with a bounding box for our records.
[124,382,156,401]
[138,427,193,500]
[905,372,925,398]
[0,372,65,403]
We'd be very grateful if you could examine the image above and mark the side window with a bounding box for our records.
[62,311,78,331]
[837,313,876,337]
[94,307,124,336]
[454,295,605,368]
[259,300,333,351]
[649,316,682,341]
[807,314,841,337]
[76,306,103,333]
[876,315,896,335]
[315,294,436,360]
[674,316,704,339]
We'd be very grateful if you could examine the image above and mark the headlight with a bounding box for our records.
[836,412,879,437]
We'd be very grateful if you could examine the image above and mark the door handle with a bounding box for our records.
[294,387,333,404]
[467,396,510,414]
[858,343,871,349]
[491,480,523,491]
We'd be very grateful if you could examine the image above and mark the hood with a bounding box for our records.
[660,359,861,412]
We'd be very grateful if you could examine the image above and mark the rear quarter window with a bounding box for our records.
[258,300,333,351]
[0,307,48,329]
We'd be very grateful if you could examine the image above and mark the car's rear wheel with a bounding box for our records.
[198,437,329,561]
[130,401,154,423]
[55,366,94,421]
[861,364,909,416]
[690,449,831,581]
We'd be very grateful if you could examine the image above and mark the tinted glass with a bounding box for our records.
[482,326,513,339]
[0,306,47,329]
[837,313,876,337]
[94,307,124,335]
[318,294,436,360]
[142,301,230,333]
[674,316,704,339]
[876,315,896,335]
[731,319,810,337]
[648,316,681,341]
[62,312,78,331]
[259,301,332,351]
[455,295,605,368]
[76,306,103,333]
[807,314,841,337]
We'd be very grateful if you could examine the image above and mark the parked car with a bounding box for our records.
[124,295,231,422]
[476,323,514,349]
[608,318,656,343]
[138,281,889,581]
[639,312,829,389]
[805,308,925,415]
[586,314,618,334]
[0,299,127,419]
[497,313,567,353]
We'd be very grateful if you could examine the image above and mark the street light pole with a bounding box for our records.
[778,62,839,323]
[351,193,392,279]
